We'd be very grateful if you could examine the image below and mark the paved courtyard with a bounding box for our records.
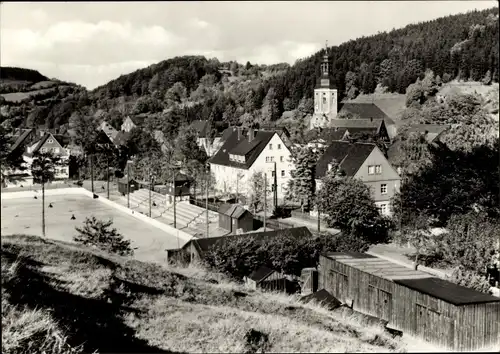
[1,194,186,264]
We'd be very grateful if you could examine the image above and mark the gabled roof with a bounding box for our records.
[192,120,210,138]
[248,266,276,283]
[10,128,35,152]
[100,121,119,141]
[218,203,251,219]
[208,128,276,169]
[29,133,67,155]
[186,226,313,254]
[406,124,450,143]
[339,103,389,120]
[113,131,130,147]
[315,141,376,178]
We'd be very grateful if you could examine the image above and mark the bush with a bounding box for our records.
[449,266,492,294]
[74,217,134,256]
[203,230,368,280]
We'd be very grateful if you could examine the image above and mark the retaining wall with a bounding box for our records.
[1,187,194,243]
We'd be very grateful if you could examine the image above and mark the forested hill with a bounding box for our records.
[0,7,498,133]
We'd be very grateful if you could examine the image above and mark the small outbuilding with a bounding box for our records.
[218,203,254,234]
[117,177,138,195]
[244,266,288,292]
[319,252,500,351]
[166,173,192,204]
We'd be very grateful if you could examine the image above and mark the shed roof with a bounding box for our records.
[325,253,500,305]
[248,266,276,283]
[394,277,500,306]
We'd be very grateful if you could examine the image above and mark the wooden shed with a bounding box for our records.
[117,177,138,195]
[244,266,288,292]
[319,252,500,351]
[218,203,254,234]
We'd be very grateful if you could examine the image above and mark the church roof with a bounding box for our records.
[339,103,389,120]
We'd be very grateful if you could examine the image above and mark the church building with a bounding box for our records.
[309,46,338,130]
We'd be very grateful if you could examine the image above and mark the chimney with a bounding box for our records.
[248,128,254,142]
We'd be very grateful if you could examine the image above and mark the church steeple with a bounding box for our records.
[311,39,338,130]
[317,40,334,89]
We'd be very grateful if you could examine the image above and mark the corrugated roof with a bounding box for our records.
[208,128,275,169]
[326,253,500,305]
[315,141,375,178]
[394,277,500,306]
[248,266,276,282]
[325,253,433,280]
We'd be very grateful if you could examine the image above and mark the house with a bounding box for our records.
[328,118,391,142]
[167,226,312,264]
[218,203,254,234]
[120,115,147,133]
[208,127,295,203]
[191,120,225,157]
[319,252,500,351]
[100,121,119,142]
[337,102,397,140]
[405,124,450,143]
[315,141,400,216]
[244,266,294,293]
[24,132,71,180]
[386,124,450,174]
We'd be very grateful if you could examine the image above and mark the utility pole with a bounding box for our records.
[90,154,94,194]
[106,154,110,199]
[273,161,277,209]
[173,169,177,228]
[206,164,209,238]
[149,167,152,218]
[263,173,267,231]
[317,198,321,234]
[127,162,130,208]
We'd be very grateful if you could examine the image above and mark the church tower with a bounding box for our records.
[310,42,338,129]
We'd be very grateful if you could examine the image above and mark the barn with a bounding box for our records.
[218,203,254,234]
[319,252,500,351]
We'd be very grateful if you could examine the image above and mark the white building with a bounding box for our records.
[309,49,338,130]
[25,132,70,180]
[208,127,295,204]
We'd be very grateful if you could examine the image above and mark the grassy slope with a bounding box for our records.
[1,234,409,354]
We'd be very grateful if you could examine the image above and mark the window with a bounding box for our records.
[271,170,275,177]
[280,156,284,162]
[269,144,273,150]
[269,156,274,162]
[266,157,270,162]
[271,184,275,192]
[48,139,53,143]
[41,148,46,153]
[368,165,382,175]
[378,203,388,215]
[281,170,285,177]
[277,144,281,149]
[380,184,387,194]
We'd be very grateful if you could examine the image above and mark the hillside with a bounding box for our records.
[0,67,89,132]
[0,7,498,135]
[2,234,439,354]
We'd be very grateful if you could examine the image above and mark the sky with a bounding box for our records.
[1,1,496,90]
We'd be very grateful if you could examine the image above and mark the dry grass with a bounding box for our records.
[1,234,411,353]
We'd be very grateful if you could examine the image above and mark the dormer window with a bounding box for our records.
[229,154,245,163]
[48,139,54,143]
